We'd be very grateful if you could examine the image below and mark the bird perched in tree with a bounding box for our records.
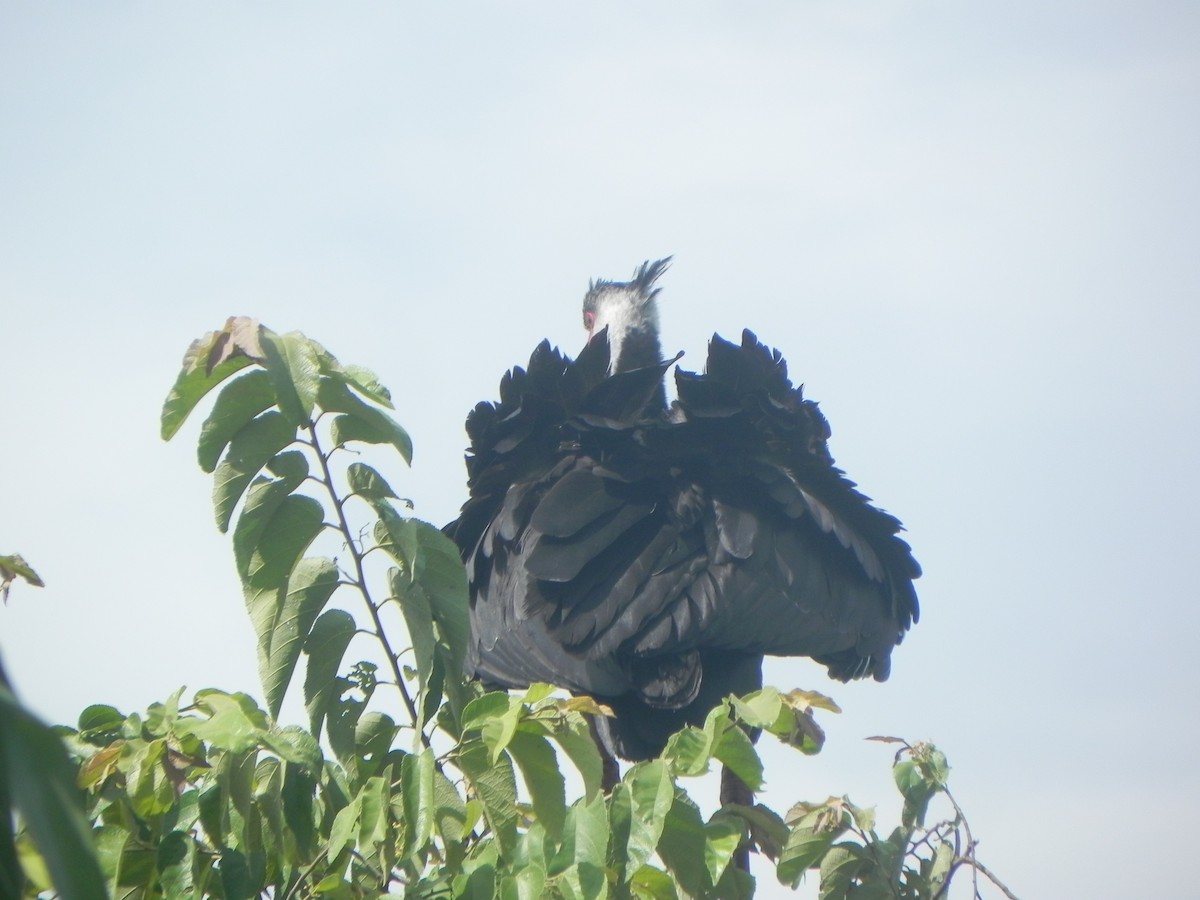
[446,259,919,773]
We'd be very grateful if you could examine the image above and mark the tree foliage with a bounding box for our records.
[2,318,1018,899]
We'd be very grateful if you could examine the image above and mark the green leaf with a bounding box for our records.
[703,813,745,888]
[354,712,398,780]
[818,844,863,900]
[609,760,674,882]
[157,831,196,900]
[231,452,310,578]
[503,862,547,900]
[713,723,763,793]
[729,687,784,731]
[260,330,322,426]
[782,688,842,715]
[282,761,318,860]
[548,714,604,800]
[237,492,329,714]
[357,773,390,855]
[313,348,394,408]
[656,791,709,897]
[776,805,849,888]
[178,690,268,754]
[401,749,436,855]
[629,865,679,900]
[161,317,263,440]
[390,566,438,716]
[457,741,518,854]
[431,769,467,845]
[197,370,277,473]
[377,514,470,676]
[346,462,400,505]
[894,761,937,828]
[0,553,45,598]
[328,792,362,860]
[663,725,713,777]
[212,412,298,532]
[552,794,608,900]
[303,611,357,739]
[508,730,566,840]
[237,487,323,592]
[261,725,322,773]
[318,377,412,464]
[77,704,125,739]
[0,670,107,900]
[262,557,340,719]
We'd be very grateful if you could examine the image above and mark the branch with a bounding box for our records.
[307,422,427,747]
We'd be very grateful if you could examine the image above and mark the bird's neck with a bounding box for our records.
[611,326,667,411]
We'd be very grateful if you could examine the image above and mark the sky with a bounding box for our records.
[2,3,1198,897]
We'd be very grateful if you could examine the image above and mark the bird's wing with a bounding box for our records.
[448,329,920,696]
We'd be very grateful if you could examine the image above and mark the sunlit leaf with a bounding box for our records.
[548,715,604,799]
[401,749,436,855]
[713,722,763,793]
[456,741,517,854]
[161,317,263,440]
[782,688,842,715]
[629,864,679,900]
[703,813,744,887]
[611,760,674,881]
[552,794,608,900]
[663,726,712,777]
[508,730,565,839]
[657,791,708,897]
[328,792,362,860]
[177,690,267,755]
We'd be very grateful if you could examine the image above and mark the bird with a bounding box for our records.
[446,258,920,781]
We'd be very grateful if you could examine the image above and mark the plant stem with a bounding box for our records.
[307,423,426,746]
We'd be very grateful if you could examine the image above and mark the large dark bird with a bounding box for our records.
[447,259,919,769]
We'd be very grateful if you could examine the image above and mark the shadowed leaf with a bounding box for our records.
[319,377,412,463]
[0,662,107,900]
[303,610,356,738]
[197,370,276,473]
[212,413,298,532]
[260,330,321,426]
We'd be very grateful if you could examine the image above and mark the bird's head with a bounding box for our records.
[582,257,671,373]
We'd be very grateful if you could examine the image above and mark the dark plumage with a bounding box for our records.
[446,260,919,762]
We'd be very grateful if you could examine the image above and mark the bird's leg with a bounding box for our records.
[587,715,622,793]
[720,764,754,872]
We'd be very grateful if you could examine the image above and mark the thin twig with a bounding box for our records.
[307,422,427,747]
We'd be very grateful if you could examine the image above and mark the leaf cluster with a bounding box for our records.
[3,318,1016,899]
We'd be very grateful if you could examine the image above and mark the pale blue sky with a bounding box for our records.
[3,4,1198,897]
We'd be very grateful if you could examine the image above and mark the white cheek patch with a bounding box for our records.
[593,292,639,373]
